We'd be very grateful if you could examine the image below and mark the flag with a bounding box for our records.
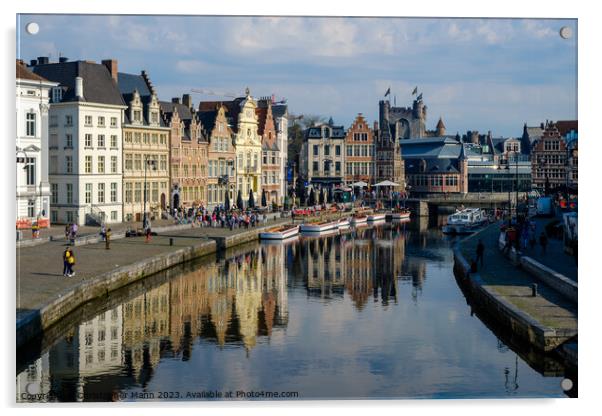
[384,87,390,97]
[417,93,423,101]
[412,86,418,95]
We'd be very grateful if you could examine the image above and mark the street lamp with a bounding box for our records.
[143,156,157,229]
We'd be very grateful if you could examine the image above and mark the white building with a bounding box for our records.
[32,58,127,225]
[273,104,289,202]
[16,60,57,228]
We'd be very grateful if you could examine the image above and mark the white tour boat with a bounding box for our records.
[300,219,340,233]
[389,209,411,220]
[351,214,368,225]
[259,224,300,240]
[337,218,351,230]
[442,208,487,234]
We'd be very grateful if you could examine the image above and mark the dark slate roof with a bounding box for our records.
[159,101,193,121]
[31,61,125,106]
[405,158,460,174]
[272,104,287,119]
[122,94,166,127]
[117,72,151,96]
[197,110,218,135]
[305,124,346,139]
[400,136,462,159]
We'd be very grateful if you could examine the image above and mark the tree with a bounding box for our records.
[237,190,244,210]
[308,188,316,206]
[261,189,267,207]
[248,189,255,209]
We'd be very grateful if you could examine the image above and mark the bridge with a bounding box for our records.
[404,192,528,216]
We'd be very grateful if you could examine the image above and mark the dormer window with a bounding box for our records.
[133,110,142,123]
[51,87,62,103]
[151,111,159,124]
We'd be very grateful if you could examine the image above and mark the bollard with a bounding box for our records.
[169,238,174,246]
[531,283,538,297]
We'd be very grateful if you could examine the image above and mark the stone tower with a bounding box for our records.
[436,117,446,136]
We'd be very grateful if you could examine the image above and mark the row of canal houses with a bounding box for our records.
[16,57,288,226]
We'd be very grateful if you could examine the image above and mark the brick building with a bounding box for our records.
[344,113,375,186]
[160,95,208,210]
[257,98,281,205]
[531,121,570,193]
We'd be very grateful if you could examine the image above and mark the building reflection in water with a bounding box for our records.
[17,224,417,401]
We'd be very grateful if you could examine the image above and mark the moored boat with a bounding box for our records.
[337,218,351,230]
[259,224,300,240]
[299,219,340,233]
[351,214,368,225]
[442,208,487,234]
[389,209,411,220]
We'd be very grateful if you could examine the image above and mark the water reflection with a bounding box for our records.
[17,220,570,401]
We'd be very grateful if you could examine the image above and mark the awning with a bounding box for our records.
[351,181,368,187]
[374,180,400,187]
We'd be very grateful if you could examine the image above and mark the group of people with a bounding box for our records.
[171,205,268,230]
[501,216,548,255]
[64,223,78,244]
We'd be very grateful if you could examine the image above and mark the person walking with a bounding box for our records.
[476,239,485,269]
[62,247,71,276]
[145,225,152,243]
[64,247,75,277]
[539,232,548,255]
[105,228,112,250]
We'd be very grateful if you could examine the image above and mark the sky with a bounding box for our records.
[17,15,577,137]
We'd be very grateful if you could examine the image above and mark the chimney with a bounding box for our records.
[75,76,84,99]
[29,59,37,66]
[59,56,68,63]
[182,94,192,109]
[101,59,118,82]
[172,97,181,104]
[37,56,49,65]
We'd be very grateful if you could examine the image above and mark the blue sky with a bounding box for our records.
[17,15,577,137]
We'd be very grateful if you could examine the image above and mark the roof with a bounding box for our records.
[436,117,445,129]
[16,60,49,82]
[305,124,346,139]
[117,72,152,96]
[199,98,245,132]
[272,104,288,119]
[400,137,463,159]
[555,120,578,136]
[159,101,193,121]
[197,109,218,135]
[31,60,125,106]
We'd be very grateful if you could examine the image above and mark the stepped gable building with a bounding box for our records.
[117,68,170,221]
[300,118,346,189]
[16,60,57,229]
[344,113,375,186]
[257,97,281,205]
[32,57,127,226]
[197,104,237,208]
[530,120,575,192]
[160,94,208,210]
[199,89,263,207]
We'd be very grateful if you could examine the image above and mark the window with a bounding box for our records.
[134,132,141,143]
[66,156,73,173]
[66,183,73,204]
[111,211,117,221]
[151,112,159,124]
[133,110,142,122]
[151,182,158,202]
[125,154,133,170]
[347,145,353,156]
[313,161,319,173]
[324,145,330,156]
[135,183,142,202]
[85,156,92,173]
[85,183,92,203]
[98,116,105,127]
[152,133,158,144]
[110,117,117,127]
[24,158,36,185]
[110,135,118,148]
[98,156,105,173]
[52,88,62,103]
[98,134,105,148]
[160,155,167,171]
[26,199,35,217]
[66,211,73,223]
[111,156,118,173]
[124,132,132,143]
[336,145,341,156]
[85,115,93,126]
[25,112,36,137]
[65,115,73,126]
[125,183,133,203]
[111,183,117,202]
[51,183,58,204]
[85,134,92,147]
[98,183,105,203]
[51,210,58,223]
[313,145,319,156]
[335,161,341,173]
[134,154,142,170]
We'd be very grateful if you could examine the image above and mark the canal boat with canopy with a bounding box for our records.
[442,208,487,234]
[300,219,340,233]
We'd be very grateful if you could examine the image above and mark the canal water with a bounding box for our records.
[17,218,569,401]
